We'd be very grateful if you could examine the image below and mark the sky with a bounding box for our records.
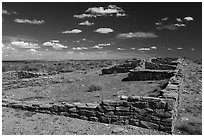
[2,2,202,60]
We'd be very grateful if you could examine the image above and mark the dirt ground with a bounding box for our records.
[2,107,168,135]
[174,59,202,135]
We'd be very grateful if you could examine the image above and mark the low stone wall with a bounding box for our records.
[3,71,48,81]
[101,60,141,74]
[151,58,178,66]
[145,62,176,70]
[122,70,174,81]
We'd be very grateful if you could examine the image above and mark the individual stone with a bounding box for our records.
[129,119,139,126]
[80,115,88,120]
[64,103,74,109]
[102,100,118,106]
[69,113,79,118]
[116,106,130,111]
[60,112,70,117]
[75,103,88,109]
[50,105,58,112]
[79,109,96,117]
[99,115,111,124]
[144,108,154,113]
[140,120,159,129]
[69,107,78,113]
[156,101,166,109]
[102,105,115,111]
[128,96,141,102]
[89,116,99,122]
[57,104,66,112]
[132,102,149,109]
[161,118,173,123]
[120,95,128,100]
[106,111,115,116]
[115,111,134,116]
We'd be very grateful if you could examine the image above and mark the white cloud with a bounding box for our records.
[42,41,67,50]
[174,23,186,27]
[161,17,168,21]
[79,20,94,26]
[177,47,183,50]
[150,46,157,50]
[73,14,97,19]
[96,43,111,46]
[14,19,44,24]
[62,29,82,34]
[11,41,39,49]
[156,16,193,30]
[117,48,125,50]
[184,16,194,21]
[138,48,151,51]
[92,45,103,49]
[94,28,114,34]
[28,49,37,53]
[3,9,18,15]
[176,18,182,22]
[85,5,126,17]
[117,32,158,39]
[73,47,88,50]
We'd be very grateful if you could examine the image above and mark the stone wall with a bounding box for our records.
[151,58,178,66]
[122,70,175,81]
[145,62,176,70]
[101,60,141,74]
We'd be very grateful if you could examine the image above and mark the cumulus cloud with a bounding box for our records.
[14,19,44,24]
[74,5,126,19]
[176,18,182,22]
[73,14,97,19]
[156,16,193,30]
[117,48,125,50]
[177,47,183,50]
[138,48,151,51]
[184,16,194,21]
[73,47,88,50]
[86,5,126,17]
[28,48,37,53]
[117,32,158,39]
[62,29,82,34]
[92,45,103,49]
[3,9,18,15]
[79,20,94,26]
[150,46,157,50]
[42,40,67,50]
[94,28,114,34]
[11,41,39,49]
[96,43,111,46]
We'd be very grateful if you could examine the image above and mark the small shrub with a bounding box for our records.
[177,122,202,135]
[86,84,102,92]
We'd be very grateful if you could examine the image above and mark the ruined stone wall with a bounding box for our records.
[3,68,182,134]
[122,70,175,81]
[145,62,176,70]
[2,60,183,134]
